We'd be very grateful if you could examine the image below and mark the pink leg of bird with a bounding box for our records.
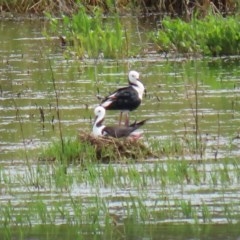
[119,112,123,126]
[124,112,129,126]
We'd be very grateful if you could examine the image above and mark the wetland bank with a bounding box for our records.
[1,1,240,239]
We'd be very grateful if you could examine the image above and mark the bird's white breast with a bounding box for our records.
[92,124,105,137]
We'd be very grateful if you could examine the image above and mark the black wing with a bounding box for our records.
[101,86,140,111]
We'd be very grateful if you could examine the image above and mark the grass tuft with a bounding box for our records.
[38,136,97,164]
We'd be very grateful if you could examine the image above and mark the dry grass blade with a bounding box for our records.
[0,0,236,15]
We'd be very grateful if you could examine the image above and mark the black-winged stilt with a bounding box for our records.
[100,70,145,126]
[92,106,146,139]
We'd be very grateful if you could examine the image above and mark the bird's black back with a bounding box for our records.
[101,86,141,111]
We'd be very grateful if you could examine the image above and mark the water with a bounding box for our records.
[0,19,240,239]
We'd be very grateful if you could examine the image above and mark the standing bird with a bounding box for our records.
[100,70,145,126]
[92,106,147,139]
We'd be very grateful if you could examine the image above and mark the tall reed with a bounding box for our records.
[1,0,237,15]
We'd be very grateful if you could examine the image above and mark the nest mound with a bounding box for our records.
[79,132,154,162]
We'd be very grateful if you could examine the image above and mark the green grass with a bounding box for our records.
[39,137,97,164]
[43,5,240,59]
[44,6,131,59]
[150,15,240,56]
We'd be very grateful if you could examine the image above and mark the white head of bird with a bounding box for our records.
[94,105,105,120]
[128,70,145,100]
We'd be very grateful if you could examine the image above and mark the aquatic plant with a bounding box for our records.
[151,15,240,56]
[39,137,97,164]
[45,6,129,59]
[175,199,193,219]
[48,58,65,156]
[2,156,240,235]
[201,201,212,223]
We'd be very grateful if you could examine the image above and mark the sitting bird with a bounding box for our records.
[100,70,145,126]
[92,106,147,139]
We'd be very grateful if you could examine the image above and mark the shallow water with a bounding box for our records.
[0,19,240,239]
[1,21,240,161]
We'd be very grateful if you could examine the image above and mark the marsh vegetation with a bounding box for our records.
[0,1,240,239]
[41,3,240,60]
[0,0,238,15]
[151,15,240,56]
